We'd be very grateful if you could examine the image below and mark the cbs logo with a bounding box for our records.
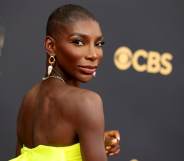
[114,46,173,75]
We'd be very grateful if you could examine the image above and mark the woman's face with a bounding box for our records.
[51,19,104,83]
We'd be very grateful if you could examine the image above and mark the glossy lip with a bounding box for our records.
[78,65,97,75]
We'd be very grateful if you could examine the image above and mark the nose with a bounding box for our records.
[85,45,100,61]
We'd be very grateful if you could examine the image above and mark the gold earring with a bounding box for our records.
[48,54,55,76]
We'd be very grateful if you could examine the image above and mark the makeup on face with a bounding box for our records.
[53,20,104,83]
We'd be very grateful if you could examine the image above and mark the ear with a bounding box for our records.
[44,35,56,55]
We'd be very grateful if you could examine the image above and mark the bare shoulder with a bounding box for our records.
[22,83,41,101]
[75,88,103,107]
[17,83,41,121]
[70,87,105,129]
[54,84,104,122]
[52,83,103,110]
[64,85,103,112]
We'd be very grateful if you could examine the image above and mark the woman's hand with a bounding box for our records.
[104,130,120,156]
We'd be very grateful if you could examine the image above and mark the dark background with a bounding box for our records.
[0,0,184,161]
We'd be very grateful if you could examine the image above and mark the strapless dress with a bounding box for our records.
[9,143,82,161]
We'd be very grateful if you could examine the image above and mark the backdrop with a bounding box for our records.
[0,0,184,161]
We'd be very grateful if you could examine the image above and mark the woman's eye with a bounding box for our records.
[96,41,105,47]
[71,39,84,46]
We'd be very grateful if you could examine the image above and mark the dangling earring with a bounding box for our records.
[48,54,55,76]
[93,71,96,77]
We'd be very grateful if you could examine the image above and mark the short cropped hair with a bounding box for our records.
[46,4,97,37]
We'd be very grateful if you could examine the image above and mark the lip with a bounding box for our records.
[78,65,97,75]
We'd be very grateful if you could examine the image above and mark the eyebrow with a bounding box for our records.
[69,32,104,40]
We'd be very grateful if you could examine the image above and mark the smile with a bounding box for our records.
[78,65,97,75]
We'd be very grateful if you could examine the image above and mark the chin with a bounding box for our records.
[79,75,93,83]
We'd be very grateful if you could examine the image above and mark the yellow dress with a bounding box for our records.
[9,143,82,161]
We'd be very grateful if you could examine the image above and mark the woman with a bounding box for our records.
[10,4,120,161]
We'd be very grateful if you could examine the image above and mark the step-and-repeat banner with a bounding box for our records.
[0,0,183,161]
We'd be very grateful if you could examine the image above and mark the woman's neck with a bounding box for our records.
[45,65,80,87]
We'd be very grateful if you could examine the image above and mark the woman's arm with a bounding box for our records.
[16,139,22,156]
[16,96,25,156]
[76,91,107,161]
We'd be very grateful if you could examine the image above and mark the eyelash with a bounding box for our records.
[96,41,105,47]
[71,39,84,46]
[71,39,105,48]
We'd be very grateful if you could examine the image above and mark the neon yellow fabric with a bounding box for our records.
[9,143,82,161]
